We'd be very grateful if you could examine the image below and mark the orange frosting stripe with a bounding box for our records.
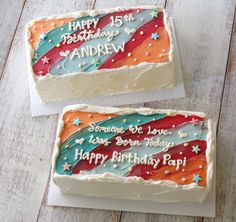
[111,26,170,68]
[28,18,73,49]
[149,153,207,186]
[60,111,118,143]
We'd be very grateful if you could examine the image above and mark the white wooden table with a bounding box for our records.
[0,0,235,221]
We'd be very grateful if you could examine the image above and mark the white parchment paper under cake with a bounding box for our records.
[28,19,186,117]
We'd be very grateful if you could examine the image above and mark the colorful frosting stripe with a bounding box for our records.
[111,26,170,68]
[30,8,171,76]
[56,112,167,175]
[56,114,204,176]
[83,121,207,178]
[29,18,74,50]
[60,111,118,143]
[72,116,204,174]
[99,12,166,69]
[127,140,207,186]
[50,9,155,74]
[148,153,207,186]
[32,9,139,76]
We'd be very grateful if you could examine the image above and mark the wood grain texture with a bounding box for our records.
[145,0,235,118]
[140,0,235,221]
[0,0,25,80]
[204,9,236,222]
[94,0,166,9]
[0,0,235,221]
[120,212,204,222]
[0,1,94,221]
[37,1,164,222]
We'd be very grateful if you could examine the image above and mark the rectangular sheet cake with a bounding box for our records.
[26,6,175,103]
[52,104,214,203]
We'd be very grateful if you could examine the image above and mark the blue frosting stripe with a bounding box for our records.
[49,9,154,75]
[32,14,104,65]
[55,113,166,175]
[85,121,208,177]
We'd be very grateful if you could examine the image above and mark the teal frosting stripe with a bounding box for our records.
[55,113,166,175]
[32,14,104,65]
[84,121,208,177]
[49,9,154,75]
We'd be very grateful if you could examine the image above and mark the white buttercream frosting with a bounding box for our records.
[25,6,175,103]
[52,104,215,203]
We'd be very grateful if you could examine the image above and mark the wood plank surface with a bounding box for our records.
[0,1,94,221]
[204,9,236,222]
[94,0,166,9]
[0,0,235,221]
[0,0,25,79]
[37,1,165,222]
[139,0,235,221]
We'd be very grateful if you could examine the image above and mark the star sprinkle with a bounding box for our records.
[91,58,100,67]
[73,118,81,126]
[63,162,71,171]
[151,33,159,40]
[150,10,158,18]
[40,34,47,40]
[192,174,202,184]
[41,56,50,64]
[192,145,201,154]
[190,118,199,126]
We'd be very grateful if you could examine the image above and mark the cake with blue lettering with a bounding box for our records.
[52,104,215,203]
[26,6,175,103]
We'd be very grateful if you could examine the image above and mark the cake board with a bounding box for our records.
[28,19,186,117]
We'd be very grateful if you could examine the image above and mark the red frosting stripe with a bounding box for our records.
[33,9,140,76]
[73,114,204,174]
[147,153,207,186]
[99,13,164,69]
[127,140,207,185]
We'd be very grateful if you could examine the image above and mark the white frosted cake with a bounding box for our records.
[26,6,175,103]
[52,104,214,203]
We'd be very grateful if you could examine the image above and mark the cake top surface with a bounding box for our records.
[27,6,171,77]
[53,105,213,188]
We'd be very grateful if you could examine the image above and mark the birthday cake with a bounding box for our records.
[52,104,214,203]
[26,6,175,103]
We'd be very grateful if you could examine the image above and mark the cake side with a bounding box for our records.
[52,104,214,203]
[26,6,175,103]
